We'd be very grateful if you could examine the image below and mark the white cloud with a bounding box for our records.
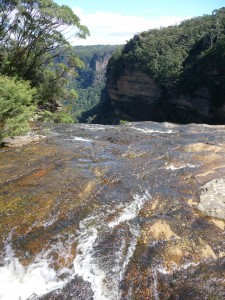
[72,7,190,45]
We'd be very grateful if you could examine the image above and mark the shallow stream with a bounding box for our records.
[0,122,224,299]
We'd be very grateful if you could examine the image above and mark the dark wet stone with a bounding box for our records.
[36,276,93,300]
[157,258,225,300]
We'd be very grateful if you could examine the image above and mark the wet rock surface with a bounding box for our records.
[37,276,94,300]
[0,121,225,299]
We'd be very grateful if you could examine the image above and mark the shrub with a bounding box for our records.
[0,75,37,140]
[37,110,74,124]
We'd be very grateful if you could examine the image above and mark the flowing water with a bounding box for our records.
[74,191,151,300]
[0,121,225,299]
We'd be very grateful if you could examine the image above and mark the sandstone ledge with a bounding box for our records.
[1,134,46,147]
[198,178,225,221]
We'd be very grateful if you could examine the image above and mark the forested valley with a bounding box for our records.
[67,45,119,123]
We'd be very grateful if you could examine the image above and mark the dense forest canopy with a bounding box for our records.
[0,0,89,139]
[74,45,120,62]
[108,7,225,97]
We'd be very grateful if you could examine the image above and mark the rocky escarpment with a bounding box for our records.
[91,52,111,84]
[107,63,163,121]
[105,8,225,124]
[106,59,225,124]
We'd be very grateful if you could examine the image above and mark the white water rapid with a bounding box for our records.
[74,191,151,300]
[0,235,75,300]
[0,191,151,300]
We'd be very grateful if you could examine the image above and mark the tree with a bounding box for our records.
[0,0,89,110]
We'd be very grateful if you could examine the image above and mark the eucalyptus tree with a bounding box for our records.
[0,0,89,110]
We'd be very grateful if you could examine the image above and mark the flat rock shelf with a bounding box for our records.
[0,121,224,300]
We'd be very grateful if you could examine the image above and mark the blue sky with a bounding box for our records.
[55,0,225,45]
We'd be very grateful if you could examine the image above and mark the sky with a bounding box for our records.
[55,0,225,45]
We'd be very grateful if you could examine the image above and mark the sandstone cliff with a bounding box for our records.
[91,52,111,84]
[105,8,225,124]
[106,59,225,124]
[107,63,163,121]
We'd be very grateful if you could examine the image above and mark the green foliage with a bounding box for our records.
[0,0,90,138]
[119,119,129,124]
[72,82,105,119]
[0,75,36,139]
[63,45,121,122]
[108,7,225,94]
[0,0,89,124]
[74,45,120,63]
[37,110,74,123]
[0,0,89,78]
[107,47,124,83]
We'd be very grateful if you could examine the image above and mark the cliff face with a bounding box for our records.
[91,52,111,84]
[107,63,163,121]
[74,45,119,88]
[107,60,225,124]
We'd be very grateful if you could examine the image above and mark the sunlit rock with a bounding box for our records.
[198,178,225,220]
[0,121,225,299]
